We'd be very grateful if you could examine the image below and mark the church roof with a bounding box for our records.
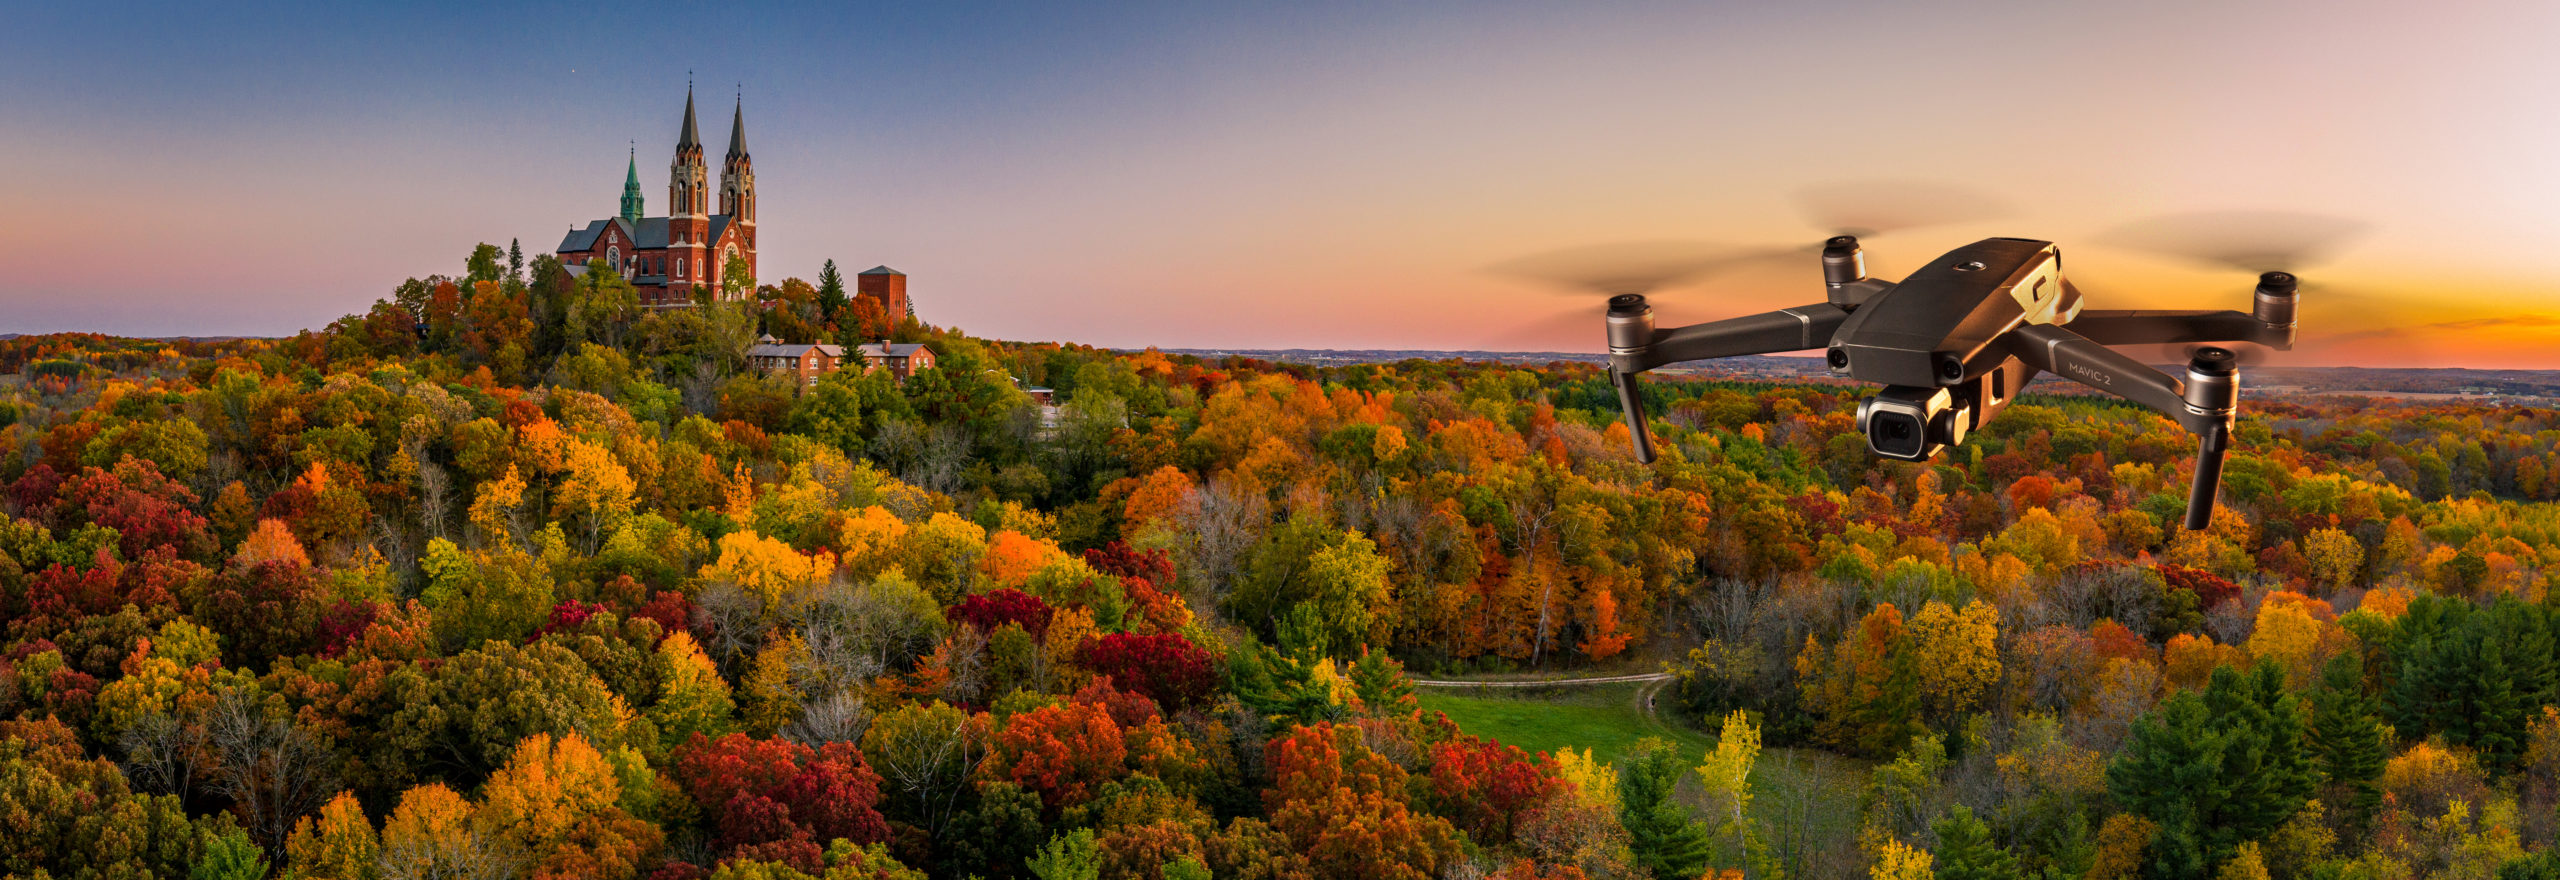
[855,342,931,358]
[859,265,904,276]
[678,89,701,150]
[558,215,740,254]
[558,220,611,253]
[728,99,747,158]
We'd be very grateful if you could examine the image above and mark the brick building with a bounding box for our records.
[748,335,937,386]
[556,88,757,308]
[857,266,908,321]
[852,341,936,380]
[746,336,842,389]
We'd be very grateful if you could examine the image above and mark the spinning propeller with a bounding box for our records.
[1512,192,2387,531]
[1485,181,2010,351]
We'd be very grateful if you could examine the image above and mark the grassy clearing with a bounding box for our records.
[1419,682,1868,851]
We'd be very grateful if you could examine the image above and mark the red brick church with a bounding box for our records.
[556,88,756,308]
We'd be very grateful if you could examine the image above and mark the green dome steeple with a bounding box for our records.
[620,145,645,222]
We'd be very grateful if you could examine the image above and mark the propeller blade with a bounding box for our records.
[1797,180,2011,238]
[1486,302,1610,353]
[2097,211,2367,273]
[1486,240,1745,297]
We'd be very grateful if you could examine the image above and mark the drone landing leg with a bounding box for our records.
[2007,324,2240,530]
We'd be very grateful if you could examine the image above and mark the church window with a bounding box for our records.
[608,246,620,268]
[677,256,686,278]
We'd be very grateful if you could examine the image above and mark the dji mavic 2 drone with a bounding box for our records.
[1605,236,2300,530]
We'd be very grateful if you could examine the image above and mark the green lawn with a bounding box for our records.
[1419,682,1868,853]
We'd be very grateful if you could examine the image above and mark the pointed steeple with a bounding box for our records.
[672,83,708,220]
[728,100,748,159]
[720,91,755,229]
[620,146,644,222]
[678,87,702,150]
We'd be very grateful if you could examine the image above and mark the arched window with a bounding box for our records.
[677,256,686,279]
[607,245,619,268]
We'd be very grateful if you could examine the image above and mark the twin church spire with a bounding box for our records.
[555,85,760,307]
[661,86,752,224]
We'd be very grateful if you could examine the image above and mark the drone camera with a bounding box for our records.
[1857,386,1964,461]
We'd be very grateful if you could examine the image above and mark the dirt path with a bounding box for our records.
[1409,672,1675,688]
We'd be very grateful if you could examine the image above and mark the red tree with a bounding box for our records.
[1083,541,1176,587]
[946,588,1053,638]
[1077,632,1216,713]
[2157,564,2240,609]
[989,701,1126,810]
[1426,734,1561,844]
[670,733,890,854]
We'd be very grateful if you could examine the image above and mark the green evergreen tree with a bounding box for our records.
[2498,851,2560,880]
[1348,646,1417,714]
[1621,737,1715,880]
[465,242,506,287]
[945,781,1043,879]
[2107,661,2313,880]
[2468,634,2528,773]
[1931,804,2020,880]
[507,238,525,289]
[2306,653,2386,839]
[1848,647,1924,757]
[817,259,849,324]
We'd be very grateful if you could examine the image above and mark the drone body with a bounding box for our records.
[1605,235,2301,530]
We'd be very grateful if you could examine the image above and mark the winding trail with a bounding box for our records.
[1411,671,1682,733]
[1409,672,1674,688]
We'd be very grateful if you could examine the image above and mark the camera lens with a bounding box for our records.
[1867,410,1927,459]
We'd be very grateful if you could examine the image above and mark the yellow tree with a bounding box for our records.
[1868,837,1934,880]
[552,437,637,553]
[2246,596,2329,686]
[2216,842,2271,880]
[287,792,381,880]
[2302,528,2363,590]
[703,530,831,608]
[477,732,661,880]
[469,465,530,547]
[831,506,910,579]
[379,783,511,879]
[649,631,737,744]
[1905,599,2001,726]
[475,732,622,854]
[1549,746,1618,815]
[1695,711,1759,835]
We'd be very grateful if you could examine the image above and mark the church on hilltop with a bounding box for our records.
[556,88,756,308]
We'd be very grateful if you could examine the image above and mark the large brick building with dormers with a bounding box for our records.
[557,88,757,308]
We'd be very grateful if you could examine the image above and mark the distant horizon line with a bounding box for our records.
[6,331,2552,378]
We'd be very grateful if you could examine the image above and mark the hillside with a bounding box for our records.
[1,256,2558,879]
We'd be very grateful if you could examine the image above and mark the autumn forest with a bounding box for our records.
[4,244,2560,880]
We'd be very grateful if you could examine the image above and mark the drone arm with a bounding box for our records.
[2067,309,2292,348]
[1616,302,1852,373]
[1604,300,1852,464]
[2008,324,2200,426]
[2008,324,2239,530]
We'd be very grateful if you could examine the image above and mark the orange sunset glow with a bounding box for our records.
[4,2,2559,367]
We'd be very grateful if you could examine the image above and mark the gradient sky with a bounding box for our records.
[6,1,2559,367]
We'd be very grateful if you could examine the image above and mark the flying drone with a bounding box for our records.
[1598,233,2294,530]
